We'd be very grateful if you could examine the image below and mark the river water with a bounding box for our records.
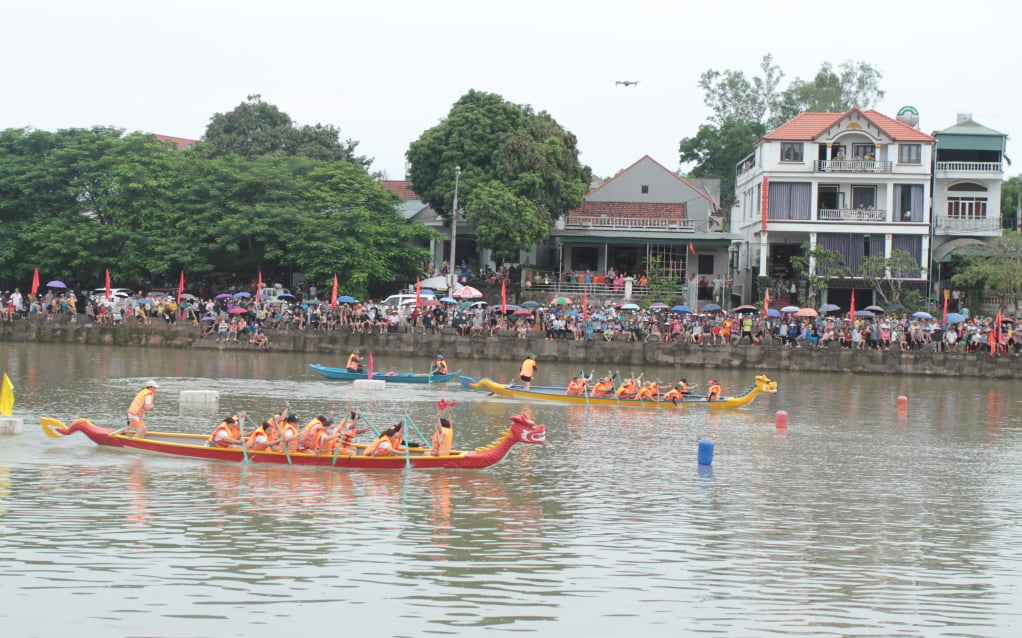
[1,343,1020,637]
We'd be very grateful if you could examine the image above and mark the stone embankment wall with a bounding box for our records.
[2,320,1021,378]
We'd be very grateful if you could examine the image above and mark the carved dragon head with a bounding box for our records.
[509,414,547,445]
[755,375,779,394]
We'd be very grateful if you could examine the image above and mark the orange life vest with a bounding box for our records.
[519,358,537,377]
[206,419,241,448]
[432,360,448,374]
[592,380,613,397]
[636,384,657,400]
[616,380,637,398]
[566,378,587,396]
[346,352,362,370]
[707,383,721,400]
[365,432,400,456]
[297,417,327,451]
[431,426,454,456]
[246,424,279,450]
[662,388,683,401]
[128,388,154,417]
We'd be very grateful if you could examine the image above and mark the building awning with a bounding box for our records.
[933,238,987,263]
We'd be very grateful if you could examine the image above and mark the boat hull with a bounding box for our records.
[309,364,461,383]
[42,416,545,470]
[459,376,777,408]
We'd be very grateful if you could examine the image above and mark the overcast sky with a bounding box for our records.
[4,1,1019,183]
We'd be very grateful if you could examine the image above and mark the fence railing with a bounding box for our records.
[818,208,888,222]
[565,216,693,230]
[935,161,1002,173]
[814,160,893,173]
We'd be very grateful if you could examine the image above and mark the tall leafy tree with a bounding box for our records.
[204,95,370,168]
[952,231,1022,313]
[406,90,590,256]
[772,61,885,127]
[680,120,765,209]
[858,250,922,306]
[698,54,783,127]
[790,242,850,309]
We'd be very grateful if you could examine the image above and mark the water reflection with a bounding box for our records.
[1,343,1021,635]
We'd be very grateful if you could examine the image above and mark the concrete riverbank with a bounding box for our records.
[3,318,1021,379]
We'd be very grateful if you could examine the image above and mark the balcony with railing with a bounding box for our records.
[565,215,694,231]
[814,160,893,173]
[817,208,888,222]
[935,161,1002,174]
[935,215,1002,232]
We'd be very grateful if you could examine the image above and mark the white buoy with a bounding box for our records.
[353,379,387,391]
[179,390,220,410]
[0,417,24,434]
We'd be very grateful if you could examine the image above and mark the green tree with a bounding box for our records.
[952,231,1022,314]
[697,54,783,127]
[858,249,922,306]
[642,255,678,306]
[1001,175,1021,231]
[680,120,765,210]
[790,242,850,309]
[204,95,370,167]
[406,90,590,256]
[772,61,885,127]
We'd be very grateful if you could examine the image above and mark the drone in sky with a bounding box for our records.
[615,80,640,87]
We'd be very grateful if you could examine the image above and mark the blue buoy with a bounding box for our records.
[697,438,714,465]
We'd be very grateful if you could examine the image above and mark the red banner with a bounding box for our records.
[849,289,856,323]
[415,277,421,309]
[501,280,507,313]
[331,274,339,309]
[256,272,263,302]
[176,270,185,304]
[31,268,39,297]
[105,269,112,302]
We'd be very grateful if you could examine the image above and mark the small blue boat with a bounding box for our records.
[309,364,461,384]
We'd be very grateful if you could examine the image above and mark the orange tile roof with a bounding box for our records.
[763,108,933,142]
[152,134,197,150]
[380,180,421,201]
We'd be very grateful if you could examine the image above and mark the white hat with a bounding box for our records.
[143,379,159,388]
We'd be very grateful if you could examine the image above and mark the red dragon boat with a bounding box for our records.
[40,414,545,470]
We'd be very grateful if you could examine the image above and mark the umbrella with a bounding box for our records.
[886,303,905,311]
[215,293,233,300]
[550,296,573,305]
[648,302,669,309]
[418,275,449,290]
[439,297,458,304]
[672,305,692,314]
[564,311,580,317]
[306,299,323,305]
[419,288,435,296]
[233,291,251,298]
[912,311,933,320]
[818,303,841,313]
[46,280,67,288]
[279,293,298,300]
[135,298,154,305]
[619,303,640,311]
[864,305,885,313]
[453,286,483,299]
[854,310,875,318]
[945,312,966,324]
[420,298,440,307]
[229,307,248,314]
[521,300,540,308]
[700,304,722,312]
[592,313,606,320]
[512,309,533,317]
[200,315,217,322]
[732,305,758,313]
[179,293,197,301]
[781,305,800,313]
[497,304,523,313]
[795,307,818,317]
[767,308,782,318]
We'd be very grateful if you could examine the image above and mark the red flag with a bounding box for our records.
[688,242,696,255]
[176,270,185,304]
[438,399,458,411]
[582,286,588,322]
[31,268,39,297]
[105,269,112,302]
[415,277,421,309]
[763,288,770,314]
[331,274,339,309]
[256,272,263,302]
[992,309,1002,356]
[849,289,856,323]
[367,351,374,379]
[501,279,507,314]
[942,295,948,325]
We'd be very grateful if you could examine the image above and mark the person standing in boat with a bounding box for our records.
[346,349,364,373]
[364,422,404,456]
[430,413,454,456]
[706,379,722,401]
[517,353,537,390]
[126,379,158,438]
[206,414,244,448]
[430,354,448,376]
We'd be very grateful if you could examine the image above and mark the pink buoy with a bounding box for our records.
[775,410,788,429]
[897,396,908,411]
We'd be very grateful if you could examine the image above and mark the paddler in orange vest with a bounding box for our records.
[126,379,158,438]
[430,354,448,376]
[706,379,722,401]
[364,422,404,456]
[246,417,280,450]
[591,375,615,397]
[566,374,592,396]
[206,413,244,448]
[662,383,686,403]
[335,410,373,456]
[278,414,301,451]
[635,380,659,401]
[430,414,454,456]
[346,348,364,373]
[615,374,642,399]
[517,353,537,390]
[295,416,332,453]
